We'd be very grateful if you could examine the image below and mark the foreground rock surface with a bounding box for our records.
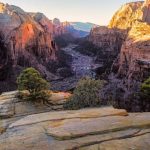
[0,91,71,118]
[0,107,149,150]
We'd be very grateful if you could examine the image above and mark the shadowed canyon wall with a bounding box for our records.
[89,0,150,111]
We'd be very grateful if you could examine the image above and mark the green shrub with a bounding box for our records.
[141,77,150,100]
[64,77,104,110]
[17,68,50,102]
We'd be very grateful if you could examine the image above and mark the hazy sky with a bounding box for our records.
[0,0,141,25]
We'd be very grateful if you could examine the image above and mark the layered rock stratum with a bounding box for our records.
[0,91,149,150]
[118,21,150,81]
[0,91,71,119]
[0,2,65,92]
[88,26,126,73]
[88,0,150,111]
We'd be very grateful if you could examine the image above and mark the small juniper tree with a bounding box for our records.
[17,67,50,102]
[64,77,104,110]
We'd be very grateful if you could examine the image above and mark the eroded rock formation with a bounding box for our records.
[0,2,60,92]
[139,0,150,24]
[118,22,150,81]
[111,0,150,89]
[88,26,126,74]
[108,1,143,29]
[88,0,150,111]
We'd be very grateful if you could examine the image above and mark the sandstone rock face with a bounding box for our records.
[0,91,71,118]
[109,0,150,28]
[109,0,150,102]
[88,26,126,53]
[109,1,143,29]
[0,107,149,150]
[139,0,150,24]
[29,13,54,34]
[88,0,150,111]
[0,3,56,59]
[88,26,126,75]
[0,2,59,92]
[52,18,66,36]
[118,22,150,81]
[111,1,150,111]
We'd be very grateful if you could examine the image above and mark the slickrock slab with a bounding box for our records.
[0,91,71,118]
[0,108,149,150]
[47,113,150,139]
[0,124,147,150]
[80,130,150,150]
[9,107,128,128]
[0,124,52,150]
[46,129,150,150]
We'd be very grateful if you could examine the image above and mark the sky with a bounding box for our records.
[0,0,141,25]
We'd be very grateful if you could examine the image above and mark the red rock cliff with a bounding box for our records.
[0,2,59,92]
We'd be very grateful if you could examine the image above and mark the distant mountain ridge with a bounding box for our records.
[69,22,98,32]
[53,18,98,38]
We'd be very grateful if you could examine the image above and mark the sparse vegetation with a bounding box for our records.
[141,76,150,99]
[17,68,50,102]
[64,77,104,110]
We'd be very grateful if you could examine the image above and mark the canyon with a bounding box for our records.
[0,0,150,111]
[0,1,150,149]
[0,2,95,93]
